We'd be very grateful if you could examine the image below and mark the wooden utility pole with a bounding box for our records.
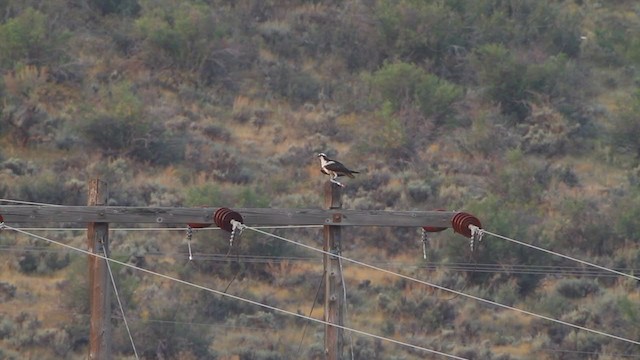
[0,181,480,359]
[323,181,344,360]
[87,179,111,360]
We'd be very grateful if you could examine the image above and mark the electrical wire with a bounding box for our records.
[339,257,355,360]
[6,225,323,232]
[1,224,470,360]
[479,228,640,282]
[3,198,635,280]
[540,348,640,359]
[103,246,139,359]
[3,198,639,348]
[236,222,640,347]
[0,199,64,207]
[30,307,640,359]
[2,244,638,277]
[296,272,324,355]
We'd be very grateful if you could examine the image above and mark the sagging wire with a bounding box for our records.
[296,271,325,355]
[103,246,139,359]
[2,223,470,360]
[223,221,245,294]
[237,222,640,347]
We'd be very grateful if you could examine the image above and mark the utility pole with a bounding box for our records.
[323,181,344,360]
[0,182,481,359]
[87,179,111,360]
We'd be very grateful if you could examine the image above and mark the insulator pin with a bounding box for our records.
[214,207,244,233]
[451,212,482,238]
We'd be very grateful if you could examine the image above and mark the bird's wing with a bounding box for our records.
[324,160,352,174]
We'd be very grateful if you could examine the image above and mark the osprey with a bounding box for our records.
[317,153,359,187]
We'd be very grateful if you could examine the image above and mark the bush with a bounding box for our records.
[82,117,141,155]
[1,158,35,176]
[132,311,215,359]
[551,197,618,256]
[406,179,434,203]
[15,170,79,205]
[470,44,529,121]
[364,63,461,158]
[375,1,466,67]
[491,149,550,205]
[332,5,382,71]
[263,61,321,106]
[89,0,140,16]
[369,62,461,119]
[186,183,269,208]
[555,278,600,299]
[0,8,68,69]
[609,90,640,159]
[81,81,185,165]
[0,315,15,339]
[258,20,299,59]
[135,0,246,84]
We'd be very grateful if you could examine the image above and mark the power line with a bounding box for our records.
[237,222,640,347]
[339,257,355,360]
[1,224,470,360]
[103,246,139,359]
[3,198,639,349]
[1,244,638,278]
[478,228,640,282]
[540,348,640,359]
[24,310,289,332]
[0,199,64,207]
[7,225,323,231]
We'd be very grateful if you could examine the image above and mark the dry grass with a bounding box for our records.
[0,259,69,328]
[493,342,535,358]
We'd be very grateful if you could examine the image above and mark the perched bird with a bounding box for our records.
[317,153,359,187]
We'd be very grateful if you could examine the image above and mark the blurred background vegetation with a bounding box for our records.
[0,0,639,359]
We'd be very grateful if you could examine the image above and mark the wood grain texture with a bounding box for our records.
[0,205,457,228]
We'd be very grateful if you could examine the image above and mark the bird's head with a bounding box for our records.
[317,153,328,159]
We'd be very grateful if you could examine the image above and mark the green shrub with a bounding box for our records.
[15,171,70,205]
[550,197,617,256]
[82,112,143,155]
[369,62,461,119]
[470,44,529,121]
[454,346,494,360]
[375,1,466,66]
[609,90,640,158]
[81,81,184,165]
[555,278,600,299]
[363,62,462,157]
[0,315,15,339]
[135,1,238,78]
[132,310,215,359]
[89,0,140,16]
[186,183,269,208]
[238,349,282,360]
[466,0,581,55]
[352,338,382,360]
[0,8,68,68]
[381,320,395,336]
[264,61,321,106]
[258,20,299,59]
[492,149,550,204]
[406,179,434,203]
[584,11,639,66]
[332,5,382,71]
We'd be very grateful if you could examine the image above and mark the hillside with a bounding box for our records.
[1,0,640,359]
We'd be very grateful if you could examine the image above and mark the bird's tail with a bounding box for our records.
[347,171,359,178]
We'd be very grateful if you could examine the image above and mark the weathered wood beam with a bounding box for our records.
[0,205,457,228]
